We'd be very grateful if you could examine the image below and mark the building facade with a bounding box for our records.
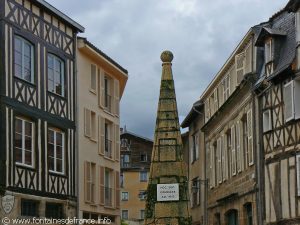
[254,1,300,223]
[77,37,128,224]
[181,101,206,225]
[0,0,84,219]
[120,129,153,224]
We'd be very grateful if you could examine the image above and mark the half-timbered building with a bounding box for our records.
[254,1,300,223]
[0,0,84,218]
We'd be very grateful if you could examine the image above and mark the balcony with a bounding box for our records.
[105,139,112,158]
[104,94,112,112]
[104,187,112,207]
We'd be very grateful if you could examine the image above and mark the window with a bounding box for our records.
[14,36,34,83]
[214,88,219,112]
[85,162,96,203]
[217,137,222,183]
[191,178,200,207]
[21,199,38,217]
[104,76,112,111]
[45,203,64,219]
[121,210,128,220]
[140,171,147,182]
[247,110,254,166]
[104,169,112,206]
[140,210,145,220]
[221,135,227,181]
[48,129,64,174]
[139,190,147,201]
[121,192,129,201]
[83,212,99,219]
[191,133,199,162]
[243,117,249,167]
[265,39,273,63]
[140,153,147,162]
[215,213,221,225]
[104,122,112,158]
[226,209,238,225]
[14,117,34,167]
[244,203,253,225]
[210,143,216,188]
[121,154,130,168]
[284,80,300,122]
[236,121,242,173]
[120,173,124,188]
[263,110,272,132]
[226,131,232,176]
[90,64,97,92]
[84,109,97,141]
[48,54,64,96]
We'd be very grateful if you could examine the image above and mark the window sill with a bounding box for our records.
[104,205,115,210]
[103,109,115,117]
[15,162,35,170]
[49,170,65,176]
[47,91,67,100]
[104,156,115,162]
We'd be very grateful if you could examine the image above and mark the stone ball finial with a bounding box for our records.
[161,50,173,63]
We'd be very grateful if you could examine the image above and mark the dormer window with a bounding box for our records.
[265,39,273,63]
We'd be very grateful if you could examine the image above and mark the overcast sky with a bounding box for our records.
[47,0,287,139]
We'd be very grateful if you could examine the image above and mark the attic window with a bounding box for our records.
[265,39,273,63]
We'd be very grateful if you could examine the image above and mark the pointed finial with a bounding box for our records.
[161,50,174,63]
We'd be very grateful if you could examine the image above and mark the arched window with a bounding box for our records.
[47,54,65,96]
[14,36,34,83]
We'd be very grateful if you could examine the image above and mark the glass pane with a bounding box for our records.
[48,55,53,69]
[15,147,22,163]
[24,56,31,70]
[49,157,54,170]
[56,159,62,172]
[15,119,22,134]
[56,133,62,146]
[48,68,54,81]
[25,136,32,150]
[55,59,61,72]
[15,38,21,51]
[25,150,32,165]
[55,83,62,95]
[48,130,54,144]
[56,146,62,159]
[48,79,54,93]
[24,43,31,57]
[48,143,54,157]
[15,64,22,78]
[24,69,31,82]
[14,133,22,148]
[25,122,32,136]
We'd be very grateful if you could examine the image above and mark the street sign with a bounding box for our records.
[157,183,179,201]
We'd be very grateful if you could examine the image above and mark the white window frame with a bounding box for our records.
[15,117,34,168]
[121,210,129,220]
[263,110,272,132]
[217,138,222,184]
[247,109,254,166]
[14,36,34,83]
[265,39,273,63]
[47,54,65,97]
[231,125,237,176]
[85,161,96,203]
[140,171,147,182]
[48,128,65,174]
[139,190,147,201]
[223,75,230,101]
[121,192,129,201]
[236,121,242,173]
[296,154,300,196]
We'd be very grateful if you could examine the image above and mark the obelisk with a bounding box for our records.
[144,51,191,225]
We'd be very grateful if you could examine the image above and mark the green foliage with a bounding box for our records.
[121,220,129,225]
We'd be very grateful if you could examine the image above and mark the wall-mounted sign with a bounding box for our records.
[1,193,15,214]
[157,183,179,201]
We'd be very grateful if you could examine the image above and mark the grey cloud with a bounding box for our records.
[48,0,286,138]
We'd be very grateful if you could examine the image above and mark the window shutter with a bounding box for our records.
[231,126,236,175]
[84,109,91,137]
[235,52,245,84]
[98,115,105,155]
[115,171,120,208]
[294,80,300,119]
[214,88,218,112]
[99,166,105,205]
[245,42,253,74]
[91,64,97,91]
[99,69,105,108]
[114,79,120,116]
[236,122,241,173]
[221,135,227,181]
[209,145,214,188]
[84,162,91,202]
[195,134,199,160]
[284,81,294,122]
[263,110,272,132]
[115,124,120,161]
[247,109,254,165]
[297,155,300,196]
[217,138,222,184]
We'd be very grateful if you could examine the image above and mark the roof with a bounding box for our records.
[285,0,300,12]
[254,10,296,88]
[121,130,153,143]
[35,0,84,32]
[255,27,287,46]
[78,37,128,74]
[181,100,203,128]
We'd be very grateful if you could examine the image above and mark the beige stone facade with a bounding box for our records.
[77,37,128,224]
